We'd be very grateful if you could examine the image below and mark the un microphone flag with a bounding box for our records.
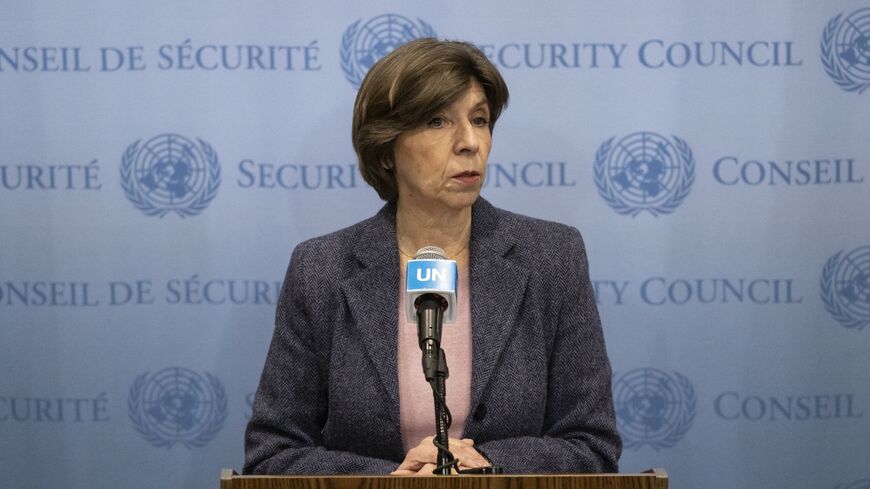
[404,259,458,324]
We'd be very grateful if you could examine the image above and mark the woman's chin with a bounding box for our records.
[445,191,482,211]
[397,186,484,215]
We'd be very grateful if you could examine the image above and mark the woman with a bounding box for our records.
[244,38,621,475]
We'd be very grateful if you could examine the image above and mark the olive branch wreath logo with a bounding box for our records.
[820,10,870,94]
[120,136,220,218]
[615,369,697,451]
[594,134,695,217]
[128,369,228,449]
[820,248,870,330]
[340,15,436,88]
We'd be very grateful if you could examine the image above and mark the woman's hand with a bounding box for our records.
[391,436,490,475]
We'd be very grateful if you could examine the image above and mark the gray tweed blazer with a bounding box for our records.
[244,198,621,474]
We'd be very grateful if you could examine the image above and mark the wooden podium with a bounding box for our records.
[220,469,668,489]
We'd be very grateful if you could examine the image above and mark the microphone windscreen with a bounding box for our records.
[414,246,447,260]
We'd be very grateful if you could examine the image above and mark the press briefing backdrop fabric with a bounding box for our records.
[2,1,869,488]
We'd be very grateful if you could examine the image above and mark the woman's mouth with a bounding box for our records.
[452,170,481,185]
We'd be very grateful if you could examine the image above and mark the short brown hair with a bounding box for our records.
[352,38,509,202]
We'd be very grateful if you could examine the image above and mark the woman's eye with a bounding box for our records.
[473,116,489,126]
[428,117,446,128]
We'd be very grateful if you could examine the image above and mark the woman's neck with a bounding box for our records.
[395,201,472,265]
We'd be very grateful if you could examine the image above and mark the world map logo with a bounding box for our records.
[128,367,228,449]
[594,132,695,217]
[340,13,436,88]
[821,8,870,94]
[121,134,221,218]
[821,245,870,330]
[613,368,696,450]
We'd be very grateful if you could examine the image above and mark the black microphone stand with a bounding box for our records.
[415,294,455,475]
[415,294,502,475]
[433,349,451,474]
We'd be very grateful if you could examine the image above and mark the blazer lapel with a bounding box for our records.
[336,199,530,431]
[339,205,401,420]
[468,199,530,414]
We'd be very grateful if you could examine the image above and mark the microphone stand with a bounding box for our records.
[415,294,503,475]
[433,349,451,474]
[415,294,454,475]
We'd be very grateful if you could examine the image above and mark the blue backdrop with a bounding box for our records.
[2,1,869,488]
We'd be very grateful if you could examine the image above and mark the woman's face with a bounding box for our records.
[393,80,492,213]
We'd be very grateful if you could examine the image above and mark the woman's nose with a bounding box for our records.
[453,121,480,154]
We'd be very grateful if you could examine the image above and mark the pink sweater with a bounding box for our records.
[397,266,472,453]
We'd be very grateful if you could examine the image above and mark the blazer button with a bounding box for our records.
[473,404,487,421]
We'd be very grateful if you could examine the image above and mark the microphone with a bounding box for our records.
[405,246,459,475]
[404,246,458,324]
[405,246,457,382]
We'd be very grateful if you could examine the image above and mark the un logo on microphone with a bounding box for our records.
[613,368,696,450]
[821,8,870,94]
[128,367,228,449]
[821,245,870,330]
[340,14,436,88]
[593,132,695,217]
[120,134,221,218]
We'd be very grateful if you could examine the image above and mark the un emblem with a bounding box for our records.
[593,132,695,217]
[340,14,436,88]
[128,367,228,449]
[120,134,221,218]
[613,368,696,450]
[821,8,870,94]
[821,246,870,330]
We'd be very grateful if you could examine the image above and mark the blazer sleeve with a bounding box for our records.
[243,243,399,475]
[474,228,622,473]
